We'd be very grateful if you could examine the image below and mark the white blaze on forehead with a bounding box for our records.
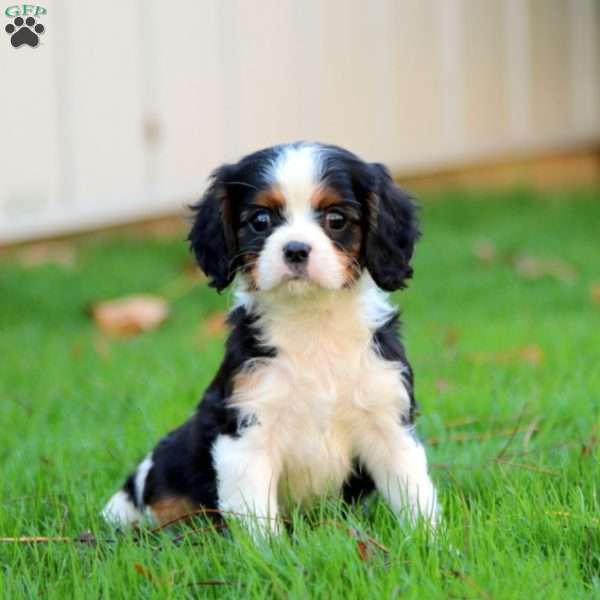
[256,144,344,292]
[271,145,322,219]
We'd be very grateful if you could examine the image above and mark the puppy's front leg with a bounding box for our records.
[211,431,280,537]
[357,424,439,527]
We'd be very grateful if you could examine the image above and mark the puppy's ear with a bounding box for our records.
[188,165,237,292]
[364,163,420,291]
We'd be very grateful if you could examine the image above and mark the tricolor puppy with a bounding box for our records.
[103,142,439,533]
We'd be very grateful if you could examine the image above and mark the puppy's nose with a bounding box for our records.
[283,241,311,265]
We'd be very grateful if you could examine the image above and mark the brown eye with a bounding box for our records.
[250,209,272,233]
[325,210,347,232]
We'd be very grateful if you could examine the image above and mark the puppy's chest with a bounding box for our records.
[231,313,409,501]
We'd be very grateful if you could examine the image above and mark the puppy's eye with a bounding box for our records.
[325,210,347,232]
[250,210,272,233]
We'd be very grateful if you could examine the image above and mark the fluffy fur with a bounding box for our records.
[102,142,439,533]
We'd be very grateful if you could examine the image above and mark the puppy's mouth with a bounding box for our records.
[282,271,306,282]
[281,263,309,281]
[279,267,317,293]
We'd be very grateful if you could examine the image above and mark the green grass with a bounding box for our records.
[1,187,599,599]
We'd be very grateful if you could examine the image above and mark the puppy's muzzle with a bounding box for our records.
[283,241,311,272]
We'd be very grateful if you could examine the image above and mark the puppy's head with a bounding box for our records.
[189,143,419,294]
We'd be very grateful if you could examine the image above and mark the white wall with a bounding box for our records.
[1,0,599,243]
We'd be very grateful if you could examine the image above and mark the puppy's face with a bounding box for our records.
[189,143,419,294]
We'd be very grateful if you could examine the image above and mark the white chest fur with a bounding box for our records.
[229,279,411,507]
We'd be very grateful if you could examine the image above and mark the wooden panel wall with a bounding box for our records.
[1,0,598,242]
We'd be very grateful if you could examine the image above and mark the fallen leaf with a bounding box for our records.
[473,241,577,284]
[356,540,371,562]
[91,295,169,338]
[16,242,75,268]
[517,344,545,365]
[473,239,497,264]
[134,562,156,584]
[203,312,228,337]
[513,255,576,282]
[435,379,455,393]
[467,344,544,366]
[443,327,460,349]
[591,283,600,306]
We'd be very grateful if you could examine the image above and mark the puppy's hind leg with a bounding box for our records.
[102,455,153,527]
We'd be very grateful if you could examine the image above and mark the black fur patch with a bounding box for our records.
[132,306,275,511]
[188,147,281,291]
[364,164,420,291]
[372,313,417,424]
[122,474,138,508]
[342,460,376,504]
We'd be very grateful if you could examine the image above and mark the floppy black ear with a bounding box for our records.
[364,163,420,291]
[188,165,237,292]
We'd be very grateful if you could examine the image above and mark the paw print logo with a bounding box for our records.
[5,16,45,48]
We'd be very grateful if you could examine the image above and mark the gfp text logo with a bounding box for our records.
[5,4,46,48]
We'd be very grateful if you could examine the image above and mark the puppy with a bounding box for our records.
[103,142,439,533]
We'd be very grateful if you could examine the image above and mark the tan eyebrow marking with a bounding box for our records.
[310,186,344,211]
[254,186,286,210]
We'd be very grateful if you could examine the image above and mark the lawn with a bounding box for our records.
[1,188,599,599]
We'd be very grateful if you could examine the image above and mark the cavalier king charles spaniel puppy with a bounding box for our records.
[103,142,439,534]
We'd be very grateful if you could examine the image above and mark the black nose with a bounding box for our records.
[283,241,311,265]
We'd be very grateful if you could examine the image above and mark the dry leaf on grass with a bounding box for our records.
[467,344,544,366]
[514,255,576,282]
[134,562,157,585]
[91,295,169,337]
[473,239,498,264]
[443,327,461,349]
[473,240,577,283]
[356,540,371,562]
[435,379,455,393]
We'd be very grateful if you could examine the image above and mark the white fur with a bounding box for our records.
[134,455,153,506]
[217,276,438,531]
[271,143,322,216]
[361,431,439,525]
[102,455,154,527]
[212,432,281,536]
[102,490,142,527]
